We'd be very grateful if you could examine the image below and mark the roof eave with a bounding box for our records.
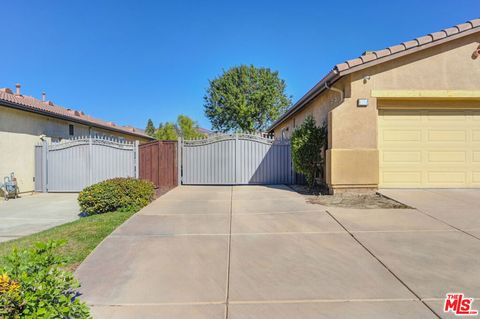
[268,22,480,133]
[1,100,153,140]
[268,69,340,132]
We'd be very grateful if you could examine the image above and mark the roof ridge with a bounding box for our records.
[335,18,480,73]
[0,89,148,138]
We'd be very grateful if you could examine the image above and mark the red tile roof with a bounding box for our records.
[269,18,480,131]
[0,88,151,139]
[334,18,480,73]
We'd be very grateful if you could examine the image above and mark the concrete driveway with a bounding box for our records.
[0,193,80,242]
[76,186,480,319]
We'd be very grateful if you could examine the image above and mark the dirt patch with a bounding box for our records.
[290,185,410,209]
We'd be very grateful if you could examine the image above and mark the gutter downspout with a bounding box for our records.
[324,81,344,105]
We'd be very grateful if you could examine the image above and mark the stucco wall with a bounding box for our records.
[0,105,148,193]
[274,32,480,192]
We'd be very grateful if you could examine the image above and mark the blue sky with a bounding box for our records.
[1,1,478,130]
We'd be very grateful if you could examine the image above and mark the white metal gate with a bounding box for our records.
[35,137,139,192]
[181,134,292,185]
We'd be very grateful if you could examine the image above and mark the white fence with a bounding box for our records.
[35,137,139,192]
[181,134,292,185]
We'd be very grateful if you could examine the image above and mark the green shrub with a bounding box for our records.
[0,241,91,319]
[78,178,155,215]
[291,116,327,189]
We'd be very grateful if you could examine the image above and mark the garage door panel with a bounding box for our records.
[382,151,422,162]
[379,109,479,188]
[382,130,422,142]
[428,151,466,163]
[427,171,467,184]
[428,130,466,142]
[382,171,422,184]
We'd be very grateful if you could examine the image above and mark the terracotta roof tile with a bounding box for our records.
[373,48,391,58]
[269,18,480,132]
[360,53,377,63]
[333,18,480,74]
[334,63,350,72]
[471,18,480,27]
[443,27,460,36]
[387,44,406,54]
[456,22,473,32]
[402,40,419,49]
[0,90,149,138]
[346,58,364,68]
[415,35,433,45]
[430,31,447,41]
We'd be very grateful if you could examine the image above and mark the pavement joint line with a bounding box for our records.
[140,212,229,216]
[88,298,423,307]
[88,301,226,307]
[349,229,459,234]
[225,186,233,319]
[232,210,328,216]
[325,209,442,319]
[0,217,69,221]
[228,298,419,304]
[405,207,480,242]
[379,191,480,241]
[109,231,350,238]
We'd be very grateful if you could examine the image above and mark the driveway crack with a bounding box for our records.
[325,210,442,319]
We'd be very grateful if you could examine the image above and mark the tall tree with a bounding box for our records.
[177,114,205,139]
[155,122,178,140]
[145,118,156,137]
[204,65,291,132]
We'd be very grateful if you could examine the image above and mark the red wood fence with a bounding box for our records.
[139,140,178,194]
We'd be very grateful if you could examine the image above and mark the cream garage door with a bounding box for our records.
[379,109,480,188]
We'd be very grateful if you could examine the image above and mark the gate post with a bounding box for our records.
[41,140,48,192]
[235,133,239,184]
[88,136,93,186]
[177,137,182,186]
[134,140,139,178]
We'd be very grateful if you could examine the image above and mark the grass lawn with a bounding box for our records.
[0,209,137,271]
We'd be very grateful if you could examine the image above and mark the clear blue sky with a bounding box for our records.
[1,1,478,130]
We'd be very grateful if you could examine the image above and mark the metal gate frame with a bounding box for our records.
[35,136,139,192]
[180,133,292,185]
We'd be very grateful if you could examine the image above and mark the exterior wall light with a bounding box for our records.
[357,98,369,107]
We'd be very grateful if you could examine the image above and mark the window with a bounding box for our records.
[69,124,74,136]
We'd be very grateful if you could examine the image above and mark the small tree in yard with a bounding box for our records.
[291,116,327,190]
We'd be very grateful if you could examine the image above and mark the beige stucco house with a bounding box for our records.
[0,85,152,193]
[270,19,480,193]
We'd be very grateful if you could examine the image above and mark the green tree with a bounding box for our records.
[204,65,291,132]
[177,114,205,139]
[155,122,178,140]
[145,119,156,137]
[291,116,327,189]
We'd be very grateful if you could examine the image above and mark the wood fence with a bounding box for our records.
[139,140,178,193]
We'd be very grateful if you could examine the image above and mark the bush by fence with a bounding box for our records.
[78,177,155,215]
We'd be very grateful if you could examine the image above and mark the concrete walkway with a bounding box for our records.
[76,186,480,319]
[0,193,80,242]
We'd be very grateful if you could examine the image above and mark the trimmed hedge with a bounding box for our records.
[78,178,155,215]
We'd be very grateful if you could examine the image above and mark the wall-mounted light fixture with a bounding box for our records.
[357,98,369,107]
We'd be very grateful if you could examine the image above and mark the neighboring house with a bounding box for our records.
[0,84,153,193]
[197,127,212,136]
[269,19,480,193]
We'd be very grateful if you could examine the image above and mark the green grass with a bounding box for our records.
[0,209,137,271]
